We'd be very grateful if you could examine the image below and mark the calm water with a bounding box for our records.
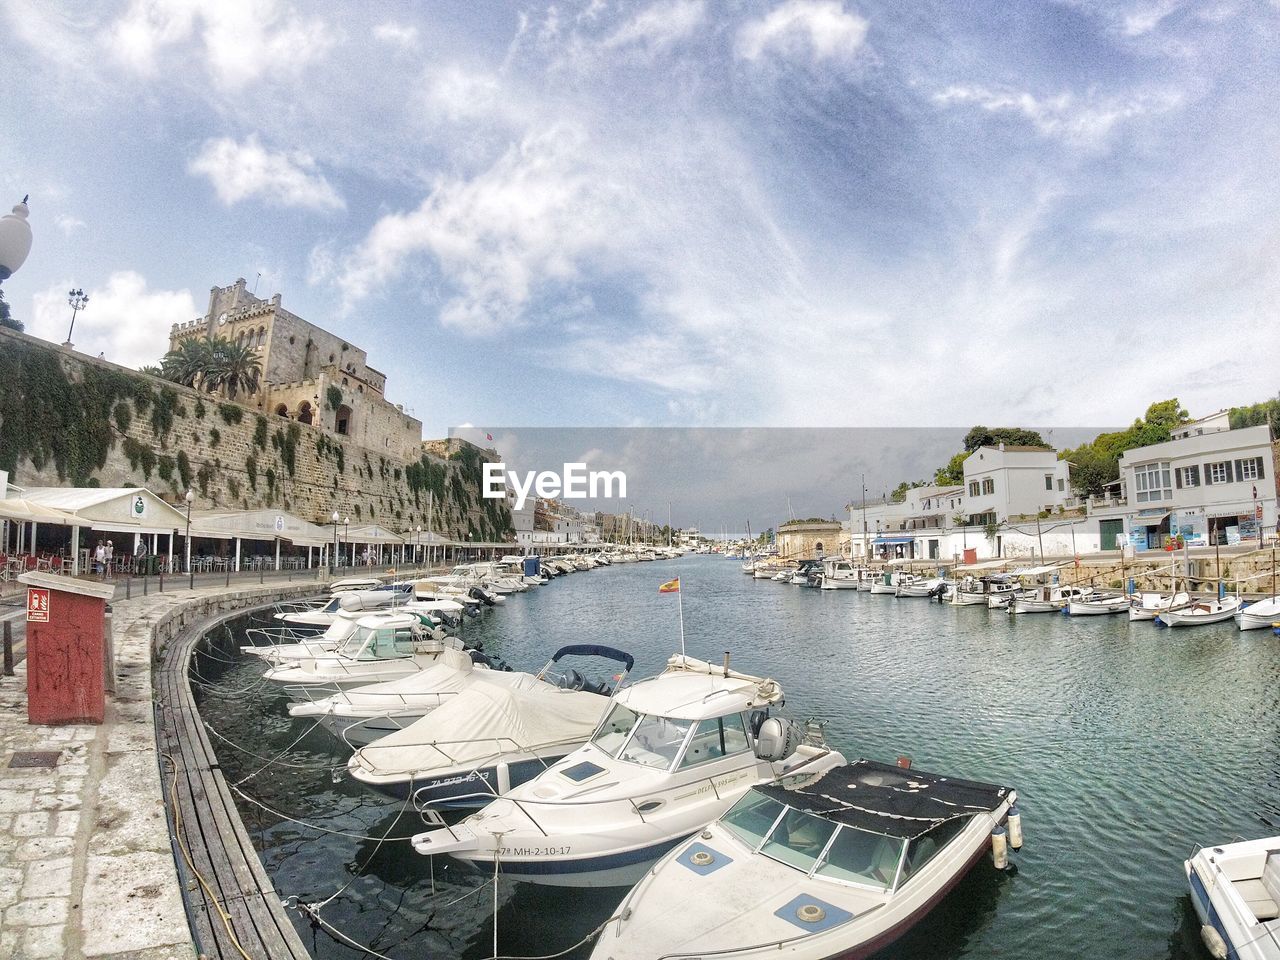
[193,555,1280,960]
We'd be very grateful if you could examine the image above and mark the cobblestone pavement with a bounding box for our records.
[0,580,325,960]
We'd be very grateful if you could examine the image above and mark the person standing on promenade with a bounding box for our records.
[94,542,106,579]
[104,540,114,579]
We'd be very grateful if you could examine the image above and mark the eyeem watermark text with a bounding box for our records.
[483,463,627,510]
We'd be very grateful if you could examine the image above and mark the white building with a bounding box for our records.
[1091,415,1276,551]
[962,444,1072,525]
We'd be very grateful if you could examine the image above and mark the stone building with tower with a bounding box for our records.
[169,278,422,460]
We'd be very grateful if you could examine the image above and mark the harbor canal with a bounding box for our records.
[193,555,1280,959]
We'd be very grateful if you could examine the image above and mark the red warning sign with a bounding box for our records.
[26,588,50,623]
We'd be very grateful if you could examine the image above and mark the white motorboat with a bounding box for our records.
[896,577,943,598]
[1185,836,1280,960]
[1238,596,1280,632]
[1157,595,1242,628]
[242,610,365,665]
[262,613,468,690]
[818,559,860,590]
[1066,595,1129,616]
[328,576,385,592]
[410,654,845,887]
[869,571,899,595]
[1008,585,1092,614]
[273,588,406,631]
[590,759,1019,960]
[1128,591,1191,621]
[347,646,633,805]
[950,577,1014,606]
[293,643,630,750]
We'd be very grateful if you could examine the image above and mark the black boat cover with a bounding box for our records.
[756,759,1013,840]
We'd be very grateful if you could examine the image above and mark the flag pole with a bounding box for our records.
[677,583,686,657]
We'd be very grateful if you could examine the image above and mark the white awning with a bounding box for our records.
[955,558,1012,572]
[189,509,332,547]
[21,487,188,536]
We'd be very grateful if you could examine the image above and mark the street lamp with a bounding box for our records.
[415,524,422,568]
[0,196,32,284]
[466,531,473,562]
[330,510,340,574]
[343,516,350,569]
[65,288,89,347]
[185,489,195,589]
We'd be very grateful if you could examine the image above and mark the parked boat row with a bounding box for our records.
[234,558,1028,960]
[749,556,1280,631]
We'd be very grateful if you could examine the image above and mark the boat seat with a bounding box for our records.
[1236,878,1279,921]
[1258,854,1280,920]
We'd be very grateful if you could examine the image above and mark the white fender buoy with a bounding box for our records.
[1200,924,1228,960]
[991,825,1008,870]
[1007,805,1023,850]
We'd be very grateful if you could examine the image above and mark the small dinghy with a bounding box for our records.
[410,654,846,886]
[1128,592,1190,622]
[1157,595,1242,627]
[897,577,943,598]
[347,655,630,805]
[1238,596,1280,632]
[1066,594,1129,616]
[1185,836,1280,960]
[590,758,1020,960]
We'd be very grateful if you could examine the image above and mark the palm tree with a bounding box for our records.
[137,364,164,377]
[206,337,261,399]
[160,337,214,389]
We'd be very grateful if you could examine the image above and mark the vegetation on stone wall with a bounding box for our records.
[122,437,157,480]
[209,427,221,447]
[218,403,243,425]
[113,402,132,433]
[177,450,193,491]
[325,385,343,411]
[245,454,258,490]
[253,415,269,450]
[272,424,301,477]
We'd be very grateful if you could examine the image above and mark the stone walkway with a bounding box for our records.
[0,579,324,960]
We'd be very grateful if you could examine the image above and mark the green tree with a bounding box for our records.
[1228,394,1280,439]
[0,289,21,331]
[1061,398,1191,497]
[963,426,1048,452]
[934,451,967,485]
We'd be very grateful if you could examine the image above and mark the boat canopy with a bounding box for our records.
[349,677,609,777]
[755,759,1012,840]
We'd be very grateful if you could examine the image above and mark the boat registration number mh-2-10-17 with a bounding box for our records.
[500,846,574,858]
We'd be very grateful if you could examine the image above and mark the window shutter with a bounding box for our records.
[1225,461,1234,483]
[1204,463,1213,485]
[1175,469,1182,489]
[1256,456,1266,480]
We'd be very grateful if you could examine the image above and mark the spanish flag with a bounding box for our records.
[658,578,680,594]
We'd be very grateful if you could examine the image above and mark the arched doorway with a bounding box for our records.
[335,404,351,435]
[297,401,314,425]
[274,403,289,418]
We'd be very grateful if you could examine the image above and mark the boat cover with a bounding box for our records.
[756,759,1012,839]
[307,648,526,709]
[350,677,609,776]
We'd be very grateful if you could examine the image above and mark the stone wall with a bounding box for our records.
[0,327,512,540]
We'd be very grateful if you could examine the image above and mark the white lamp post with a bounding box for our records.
[0,197,32,284]
[185,490,195,588]
[330,510,340,574]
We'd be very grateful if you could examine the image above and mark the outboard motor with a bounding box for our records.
[929,582,947,602]
[468,586,496,607]
[558,669,587,691]
[754,717,801,762]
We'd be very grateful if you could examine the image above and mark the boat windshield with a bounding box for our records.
[338,624,416,661]
[721,790,905,890]
[590,703,694,769]
[592,703,641,755]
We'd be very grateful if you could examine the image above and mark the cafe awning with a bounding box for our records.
[21,487,188,536]
[189,509,332,547]
[0,498,81,526]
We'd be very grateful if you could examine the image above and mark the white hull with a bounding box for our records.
[1067,597,1128,616]
[1158,596,1242,627]
[1186,837,1280,960]
[819,578,861,590]
[1238,597,1280,631]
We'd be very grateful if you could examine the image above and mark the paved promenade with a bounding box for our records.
[0,577,327,960]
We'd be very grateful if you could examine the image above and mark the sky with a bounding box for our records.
[3,1,1278,460]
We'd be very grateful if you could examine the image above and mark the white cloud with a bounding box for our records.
[373,21,418,47]
[54,214,85,235]
[1122,0,1184,35]
[189,135,344,211]
[932,84,1181,146]
[106,0,333,90]
[735,0,868,63]
[604,0,706,52]
[29,272,197,369]
[335,124,614,332]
